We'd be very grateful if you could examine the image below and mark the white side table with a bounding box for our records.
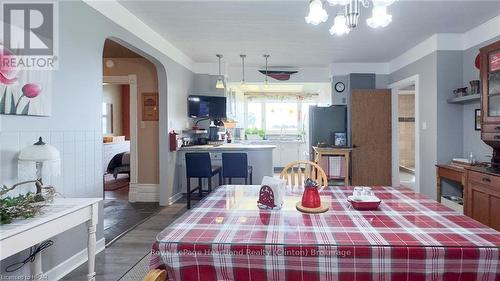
[0,198,101,281]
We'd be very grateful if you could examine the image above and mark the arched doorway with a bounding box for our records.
[101,38,163,245]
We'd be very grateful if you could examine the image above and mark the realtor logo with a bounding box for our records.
[1,1,58,69]
[3,3,53,55]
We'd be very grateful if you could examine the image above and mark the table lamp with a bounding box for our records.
[18,137,60,194]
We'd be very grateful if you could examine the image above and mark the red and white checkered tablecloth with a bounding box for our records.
[150,185,500,281]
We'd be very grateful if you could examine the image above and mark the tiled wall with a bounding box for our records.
[0,130,102,198]
[398,94,415,169]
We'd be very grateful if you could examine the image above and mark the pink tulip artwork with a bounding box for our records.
[0,44,18,85]
[0,44,51,116]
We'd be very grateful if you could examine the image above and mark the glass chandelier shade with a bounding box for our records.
[305,0,328,25]
[327,0,351,6]
[366,5,392,28]
[329,13,350,36]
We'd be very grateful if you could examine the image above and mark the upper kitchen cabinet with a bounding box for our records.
[480,40,500,166]
[481,40,500,125]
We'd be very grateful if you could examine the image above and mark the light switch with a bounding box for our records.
[422,122,427,130]
[140,122,146,129]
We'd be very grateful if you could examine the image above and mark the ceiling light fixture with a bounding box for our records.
[305,0,328,25]
[329,13,350,36]
[306,0,397,36]
[215,54,225,89]
[366,5,392,28]
[263,54,270,88]
[240,54,247,89]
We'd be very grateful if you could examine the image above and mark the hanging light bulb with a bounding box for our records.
[215,54,225,89]
[263,54,270,89]
[240,54,247,89]
[366,5,392,28]
[329,13,350,36]
[326,0,350,6]
[305,0,328,25]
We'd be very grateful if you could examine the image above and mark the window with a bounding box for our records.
[245,100,311,135]
[102,102,113,135]
[246,102,262,130]
[265,102,298,133]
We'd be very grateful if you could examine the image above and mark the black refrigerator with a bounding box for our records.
[308,105,347,152]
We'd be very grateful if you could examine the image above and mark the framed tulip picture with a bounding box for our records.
[0,70,52,116]
[0,44,52,116]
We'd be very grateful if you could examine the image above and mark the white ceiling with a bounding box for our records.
[119,0,500,67]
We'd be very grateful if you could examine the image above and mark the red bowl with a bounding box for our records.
[347,196,381,210]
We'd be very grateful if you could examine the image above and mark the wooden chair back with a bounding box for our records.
[280,160,328,190]
[143,269,167,281]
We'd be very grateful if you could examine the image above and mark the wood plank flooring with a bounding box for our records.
[61,200,188,281]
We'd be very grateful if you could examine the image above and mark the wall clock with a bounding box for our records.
[335,82,345,93]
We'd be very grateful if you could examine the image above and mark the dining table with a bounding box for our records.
[149,185,500,281]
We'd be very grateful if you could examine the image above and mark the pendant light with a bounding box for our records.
[263,54,270,88]
[240,54,247,89]
[215,54,225,89]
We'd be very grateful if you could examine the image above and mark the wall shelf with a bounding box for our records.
[447,94,480,104]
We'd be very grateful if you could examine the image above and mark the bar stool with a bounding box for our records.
[222,153,253,185]
[185,153,222,209]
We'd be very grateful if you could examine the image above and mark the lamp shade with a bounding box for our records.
[19,137,60,162]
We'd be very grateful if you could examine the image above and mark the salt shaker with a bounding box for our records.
[353,187,363,197]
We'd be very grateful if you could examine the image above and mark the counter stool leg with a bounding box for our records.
[219,172,222,186]
[229,178,232,184]
[245,177,248,185]
[198,178,203,198]
[208,178,212,193]
[187,178,191,209]
[250,170,253,185]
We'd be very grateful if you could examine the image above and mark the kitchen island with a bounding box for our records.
[176,144,276,193]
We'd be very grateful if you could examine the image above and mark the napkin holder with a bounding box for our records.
[257,176,285,210]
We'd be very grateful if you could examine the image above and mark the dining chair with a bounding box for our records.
[185,152,222,209]
[143,269,166,281]
[222,153,253,184]
[280,160,328,189]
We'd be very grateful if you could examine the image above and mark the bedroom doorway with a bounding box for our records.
[101,39,161,245]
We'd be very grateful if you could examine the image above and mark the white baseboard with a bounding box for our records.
[168,192,182,205]
[129,184,159,202]
[48,238,105,281]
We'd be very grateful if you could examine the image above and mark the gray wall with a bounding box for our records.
[0,1,194,278]
[389,53,438,199]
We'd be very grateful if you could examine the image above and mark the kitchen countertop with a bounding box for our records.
[179,143,276,151]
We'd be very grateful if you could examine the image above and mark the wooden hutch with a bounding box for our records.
[464,40,500,231]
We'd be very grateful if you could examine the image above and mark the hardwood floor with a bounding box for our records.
[61,199,188,281]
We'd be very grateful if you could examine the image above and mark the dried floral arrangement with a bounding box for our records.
[0,180,56,224]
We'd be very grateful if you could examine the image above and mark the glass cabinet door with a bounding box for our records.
[488,50,500,117]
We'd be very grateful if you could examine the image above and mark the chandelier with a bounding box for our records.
[305,0,396,36]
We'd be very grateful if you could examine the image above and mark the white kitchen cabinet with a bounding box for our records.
[271,141,307,169]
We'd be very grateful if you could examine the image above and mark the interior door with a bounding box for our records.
[351,89,392,186]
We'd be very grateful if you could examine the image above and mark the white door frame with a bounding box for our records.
[388,75,420,192]
[103,75,138,200]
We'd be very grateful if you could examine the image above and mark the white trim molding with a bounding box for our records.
[129,184,160,202]
[47,238,105,281]
[103,75,139,197]
[83,0,195,71]
[168,192,183,205]
[389,75,420,193]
